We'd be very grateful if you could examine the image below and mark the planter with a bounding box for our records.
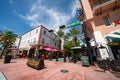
[4,55,12,64]
[27,58,45,70]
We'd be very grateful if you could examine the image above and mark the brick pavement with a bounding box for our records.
[0,58,119,80]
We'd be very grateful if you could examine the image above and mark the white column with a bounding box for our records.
[61,38,64,50]
[94,31,113,59]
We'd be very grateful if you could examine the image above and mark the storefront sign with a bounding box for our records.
[114,20,120,26]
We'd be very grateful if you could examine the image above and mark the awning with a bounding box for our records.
[7,48,17,50]
[71,46,82,49]
[43,48,53,51]
[106,31,120,41]
[43,47,60,52]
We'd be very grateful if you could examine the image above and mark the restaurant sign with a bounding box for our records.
[114,20,120,26]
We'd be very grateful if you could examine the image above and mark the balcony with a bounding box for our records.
[89,0,119,14]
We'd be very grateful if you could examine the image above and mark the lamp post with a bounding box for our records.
[78,0,94,65]
[81,21,94,65]
[59,23,94,65]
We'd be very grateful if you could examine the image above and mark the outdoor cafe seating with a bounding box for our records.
[97,59,120,72]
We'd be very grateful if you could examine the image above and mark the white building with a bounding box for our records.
[15,25,61,56]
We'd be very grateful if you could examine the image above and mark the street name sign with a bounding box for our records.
[67,20,80,28]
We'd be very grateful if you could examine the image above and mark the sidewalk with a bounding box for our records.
[0,58,119,80]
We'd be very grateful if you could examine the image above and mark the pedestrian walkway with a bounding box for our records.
[0,58,119,80]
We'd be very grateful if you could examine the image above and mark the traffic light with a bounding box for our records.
[59,25,66,29]
[49,30,53,32]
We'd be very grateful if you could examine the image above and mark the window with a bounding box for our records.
[43,30,46,34]
[55,42,56,46]
[42,38,45,44]
[34,38,36,43]
[103,16,111,26]
[36,29,38,34]
[28,40,29,44]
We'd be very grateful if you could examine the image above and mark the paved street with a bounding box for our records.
[0,58,119,80]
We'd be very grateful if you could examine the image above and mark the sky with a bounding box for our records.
[0,0,81,36]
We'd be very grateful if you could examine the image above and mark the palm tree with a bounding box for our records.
[56,30,65,50]
[0,30,17,57]
[65,27,81,46]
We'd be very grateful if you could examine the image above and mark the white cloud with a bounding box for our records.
[9,0,13,4]
[9,0,21,15]
[71,1,78,17]
[19,0,78,30]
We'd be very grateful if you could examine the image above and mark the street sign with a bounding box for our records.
[67,20,80,28]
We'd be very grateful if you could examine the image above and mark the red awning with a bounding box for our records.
[59,50,64,53]
[7,48,17,50]
[52,49,58,52]
[43,48,53,51]
[43,47,60,52]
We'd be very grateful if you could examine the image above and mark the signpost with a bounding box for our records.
[59,19,94,65]
[59,20,81,29]
[66,20,80,28]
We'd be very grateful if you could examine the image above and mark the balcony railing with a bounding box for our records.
[91,0,118,10]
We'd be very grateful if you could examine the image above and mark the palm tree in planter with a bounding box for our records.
[65,27,82,63]
[0,30,17,63]
[65,27,81,47]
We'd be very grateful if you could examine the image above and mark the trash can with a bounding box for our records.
[4,55,12,64]
[80,56,90,66]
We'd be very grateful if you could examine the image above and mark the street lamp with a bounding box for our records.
[81,21,94,65]
[59,22,94,65]
[78,0,94,65]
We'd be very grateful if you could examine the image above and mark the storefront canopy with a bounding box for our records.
[106,31,120,41]
[7,48,17,50]
[43,47,61,52]
[71,46,82,49]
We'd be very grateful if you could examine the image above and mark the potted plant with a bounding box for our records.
[0,30,17,63]
[4,50,12,63]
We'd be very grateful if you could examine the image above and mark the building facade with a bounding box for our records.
[79,0,120,60]
[15,25,61,57]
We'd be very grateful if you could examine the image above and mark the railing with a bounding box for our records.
[91,0,117,9]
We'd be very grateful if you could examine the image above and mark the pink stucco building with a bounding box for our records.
[79,0,120,60]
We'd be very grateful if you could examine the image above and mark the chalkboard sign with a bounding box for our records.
[80,56,90,66]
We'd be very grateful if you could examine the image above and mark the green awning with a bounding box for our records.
[113,32,120,35]
[106,36,120,41]
[106,31,120,41]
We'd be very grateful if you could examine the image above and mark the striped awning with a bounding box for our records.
[106,31,120,41]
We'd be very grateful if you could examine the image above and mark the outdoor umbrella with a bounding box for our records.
[71,46,82,49]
